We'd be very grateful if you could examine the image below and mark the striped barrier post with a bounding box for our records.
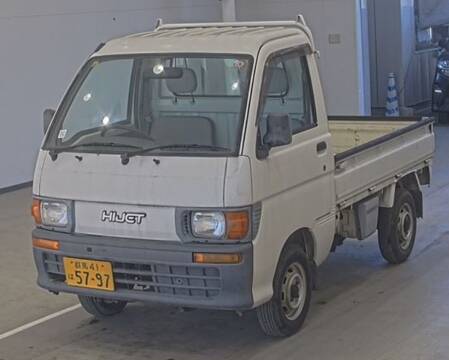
[386,72,400,117]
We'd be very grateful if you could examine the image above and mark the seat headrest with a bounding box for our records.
[267,67,288,96]
[166,68,198,95]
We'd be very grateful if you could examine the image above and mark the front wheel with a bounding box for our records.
[78,295,127,318]
[256,247,312,337]
[378,188,417,264]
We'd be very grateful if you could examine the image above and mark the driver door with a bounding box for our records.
[251,47,335,266]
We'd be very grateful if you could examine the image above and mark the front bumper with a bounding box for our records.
[33,228,254,310]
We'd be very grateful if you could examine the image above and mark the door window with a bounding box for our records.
[258,51,316,140]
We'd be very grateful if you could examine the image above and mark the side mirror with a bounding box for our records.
[258,113,292,159]
[43,108,56,134]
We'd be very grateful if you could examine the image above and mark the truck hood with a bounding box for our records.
[35,151,252,241]
[38,151,226,207]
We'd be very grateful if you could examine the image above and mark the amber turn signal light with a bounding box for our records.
[31,199,42,224]
[225,211,249,240]
[32,238,60,251]
[193,253,242,264]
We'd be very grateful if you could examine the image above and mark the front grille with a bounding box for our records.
[43,253,221,298]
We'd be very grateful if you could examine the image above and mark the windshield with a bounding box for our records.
[44,54,253,156]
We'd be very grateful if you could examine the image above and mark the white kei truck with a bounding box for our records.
[31,17,435,337]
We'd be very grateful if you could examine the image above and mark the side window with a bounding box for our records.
[258,51,316,140]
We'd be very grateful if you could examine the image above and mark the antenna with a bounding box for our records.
[155,18,163,30]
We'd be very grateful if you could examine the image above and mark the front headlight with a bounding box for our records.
[191,212,226,239]
[190,210,250,240]
[41,201,68,227]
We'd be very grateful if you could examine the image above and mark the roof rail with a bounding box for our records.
[155,14,316,51]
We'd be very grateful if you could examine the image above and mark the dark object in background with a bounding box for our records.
[432,38,449,115]
[438,38,449,51]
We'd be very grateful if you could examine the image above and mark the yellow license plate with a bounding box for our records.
[63,257,115,291]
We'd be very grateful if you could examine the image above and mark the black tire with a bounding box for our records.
[378,188,417,264]
[256,247,312,337]
[78,295,127,318]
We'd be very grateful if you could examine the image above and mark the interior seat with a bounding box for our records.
[151,115,215,146]
[151,68,215,145]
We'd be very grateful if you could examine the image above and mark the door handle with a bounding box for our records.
[316,141,327,153]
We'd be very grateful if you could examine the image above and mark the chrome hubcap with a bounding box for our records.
[281,262,307,321]
[397,202,413,250]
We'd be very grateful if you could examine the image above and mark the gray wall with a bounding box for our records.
[235,0,371,116]
[418,0,449,28]
[0,0,221,189]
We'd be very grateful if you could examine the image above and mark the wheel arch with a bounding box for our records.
[398,173,423,218]
[282,228,316,265]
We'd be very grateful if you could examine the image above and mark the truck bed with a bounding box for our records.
[329,116,435,209]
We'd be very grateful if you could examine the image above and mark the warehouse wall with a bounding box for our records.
[235,0,370,116]
[369,0,436,112]
[0,0,222,190]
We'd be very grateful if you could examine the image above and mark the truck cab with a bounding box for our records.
[31,18,434,337]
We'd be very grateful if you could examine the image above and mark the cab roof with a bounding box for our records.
[94,20,314,57]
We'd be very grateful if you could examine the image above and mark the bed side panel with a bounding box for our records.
[334,122,434,207]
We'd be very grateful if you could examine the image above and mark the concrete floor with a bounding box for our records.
[1,127,449,360]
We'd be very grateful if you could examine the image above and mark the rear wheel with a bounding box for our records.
[256,247,312,337]
[78,295,127,318]
[378,188,417,264]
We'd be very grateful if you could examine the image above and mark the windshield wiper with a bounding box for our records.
[128,144,231,157]
[48,142,143,161]
[120,144,232,165]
